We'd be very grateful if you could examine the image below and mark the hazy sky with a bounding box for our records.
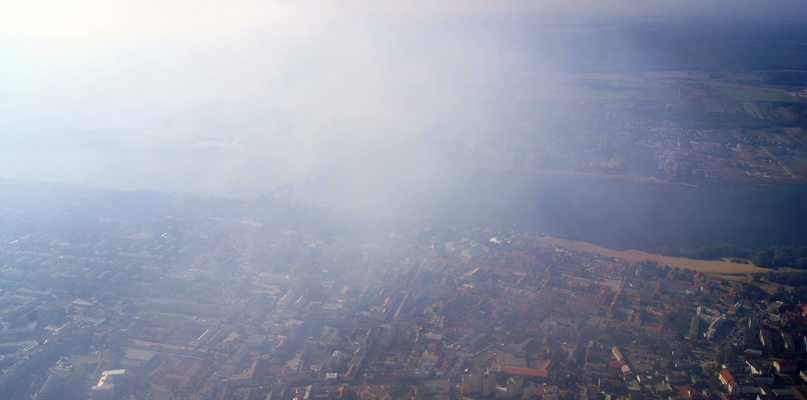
[0,0,803,197]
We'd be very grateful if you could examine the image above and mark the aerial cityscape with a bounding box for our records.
[1,1,807,400]
[0,181,805,400]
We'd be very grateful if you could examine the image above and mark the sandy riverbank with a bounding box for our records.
[534,236,769,277]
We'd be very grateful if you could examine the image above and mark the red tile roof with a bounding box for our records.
[720,369,737,388]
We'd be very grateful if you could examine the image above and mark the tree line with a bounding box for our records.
[756,271,807,287]
[657,245,807,269]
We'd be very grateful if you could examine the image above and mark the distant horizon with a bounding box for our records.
[2,3,806,196]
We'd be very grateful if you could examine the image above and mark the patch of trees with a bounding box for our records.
[741,282,770,302]
[756,271,807,287]
[741,283,807,305]
[635,261,699,282]
[657,245,807,270]
[749,246,807,269]
[663,312,692,339]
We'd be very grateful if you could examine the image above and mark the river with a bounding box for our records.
[284,158,807,251]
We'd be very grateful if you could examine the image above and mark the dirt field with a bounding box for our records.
[534,236,770,277]
[703,99,725,113]
[741,102,764,118]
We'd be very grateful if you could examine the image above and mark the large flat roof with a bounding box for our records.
[102,369,127,375]
[123,347,157,361]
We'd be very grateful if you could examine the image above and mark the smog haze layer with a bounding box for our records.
[1,0,804,197]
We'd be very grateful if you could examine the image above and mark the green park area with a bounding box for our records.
[717,86,796,102]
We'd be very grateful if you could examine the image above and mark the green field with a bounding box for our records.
[702,98,724,112]
[717,87,796,102]
[783,155,807,171]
